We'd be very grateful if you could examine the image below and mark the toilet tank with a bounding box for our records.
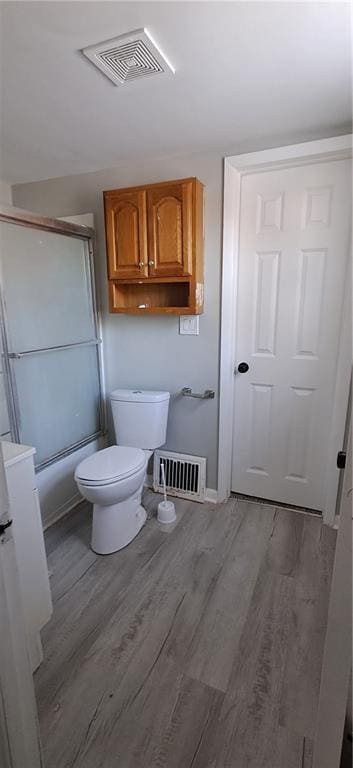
[110,389,170,450]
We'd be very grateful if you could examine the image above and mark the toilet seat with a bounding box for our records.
[75,445,146,487]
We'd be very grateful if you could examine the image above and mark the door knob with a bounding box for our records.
[237,362,249,374]
[148,260,155,266]
[138,262,146,268]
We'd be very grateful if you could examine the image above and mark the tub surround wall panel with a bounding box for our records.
[12,152,222,490]
[37,437,107,530]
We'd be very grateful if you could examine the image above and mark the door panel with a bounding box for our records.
[105,190,148,279]
[155,197,182,268]
[147,181,193,276]
[232,159,351,510]
[248,383,273,475]
[295,249,326,357]
[285,386,315,482]
[253,250,280,355]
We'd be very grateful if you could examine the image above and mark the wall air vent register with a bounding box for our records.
[82,28,175,86]
[153,451,206,503]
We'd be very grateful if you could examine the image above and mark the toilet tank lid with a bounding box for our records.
[110,389,170,403]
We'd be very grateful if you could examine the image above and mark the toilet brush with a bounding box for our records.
[157,463,176,524]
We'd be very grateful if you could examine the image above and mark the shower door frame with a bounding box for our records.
[0,204,106,469]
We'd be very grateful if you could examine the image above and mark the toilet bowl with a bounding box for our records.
[75,388,170,555]
[75,445,148,554]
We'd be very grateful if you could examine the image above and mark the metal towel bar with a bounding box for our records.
[181,387,215,400]
[7,339,101,359]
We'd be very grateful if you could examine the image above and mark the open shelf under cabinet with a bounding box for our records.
[109,280,200,315]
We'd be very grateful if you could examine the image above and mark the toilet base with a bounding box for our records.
[91,492,147,555]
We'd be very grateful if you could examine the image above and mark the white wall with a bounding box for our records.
[12,151,223,491]
[0,181,12,206]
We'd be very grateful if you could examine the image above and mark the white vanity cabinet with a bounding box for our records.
[2,441,52,671]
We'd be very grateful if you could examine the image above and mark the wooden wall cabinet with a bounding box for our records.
[104,178,204,314]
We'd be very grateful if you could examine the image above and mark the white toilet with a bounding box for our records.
[75,389,170,554]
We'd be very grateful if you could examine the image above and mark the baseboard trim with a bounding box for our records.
[43,492,82,530]
[204,488,219,503]
[145,473,153,489]
[333,514,340,530]
[145,475,219,505]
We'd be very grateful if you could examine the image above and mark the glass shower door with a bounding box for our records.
[0,215,104,468]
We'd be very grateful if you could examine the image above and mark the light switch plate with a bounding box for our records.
[179,315,199,335]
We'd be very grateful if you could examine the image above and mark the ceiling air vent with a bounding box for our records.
[82,28,175,86]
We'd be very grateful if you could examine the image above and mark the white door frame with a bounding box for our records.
[218,134,352,525]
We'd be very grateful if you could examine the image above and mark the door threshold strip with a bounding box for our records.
[231,492,322,517]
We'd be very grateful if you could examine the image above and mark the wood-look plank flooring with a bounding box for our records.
[36,492,336,768]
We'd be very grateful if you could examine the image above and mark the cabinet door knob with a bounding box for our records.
[138,262,146,268]
[148,260,155,266]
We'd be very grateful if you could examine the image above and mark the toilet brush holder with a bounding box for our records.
[157,500,176,524]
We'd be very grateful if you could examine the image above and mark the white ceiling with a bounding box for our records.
[0,1,351,185]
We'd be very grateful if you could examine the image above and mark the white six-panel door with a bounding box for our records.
[232,159,351,510]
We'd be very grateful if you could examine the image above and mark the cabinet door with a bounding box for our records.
[147,180,193,277]
[105,190,148,279]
